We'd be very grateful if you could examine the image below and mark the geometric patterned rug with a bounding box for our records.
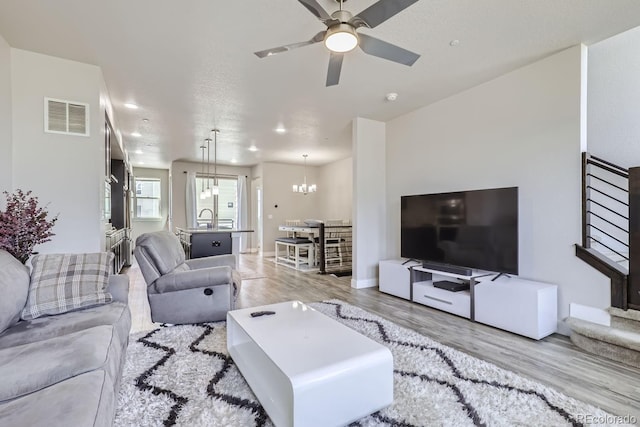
[114,300,618,426]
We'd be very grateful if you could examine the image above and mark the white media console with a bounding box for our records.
[379,259,558,340]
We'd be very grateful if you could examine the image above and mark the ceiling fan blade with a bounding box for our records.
[297,0,334,24]
[326,53,344,86]
[254,32,325,58]
[358,33,420,66]
[353,0,419,29]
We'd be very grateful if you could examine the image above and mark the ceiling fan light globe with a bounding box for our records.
[324,24,358,53]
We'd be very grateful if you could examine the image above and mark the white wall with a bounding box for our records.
[0,34,12,204]
[385,45,608,334]
[588,26,640,167]
[11,49,106,253]
[131,167,170,245]
[353,118,386,289]
[317,157,353,221]
[262,162,319,255]
[170,160,252,232]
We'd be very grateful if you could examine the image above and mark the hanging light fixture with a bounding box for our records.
[293,154,317,195]
[199,144,207,200]
[324,0,358,53]
[203,137,212,198]
[212,129,220,196]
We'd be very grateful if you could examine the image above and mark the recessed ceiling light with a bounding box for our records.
[142,118,149,122]
[248,145,258,152]
[275,126,286,134]
[449,39,460,47]
[138,161,145,165]
[385,92,398,102]
[124,103,139,109]
[131,132,142,137]
[135,149,143,154]
[231,158,238,164]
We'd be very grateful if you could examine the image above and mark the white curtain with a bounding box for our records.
[237,175,249,253]
[186,171,197,229]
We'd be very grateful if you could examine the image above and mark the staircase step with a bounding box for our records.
[609,307,640,321]
[608,307,640,330]
[566,317,640,368]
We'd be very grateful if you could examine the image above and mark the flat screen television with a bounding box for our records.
[401,187,518,274]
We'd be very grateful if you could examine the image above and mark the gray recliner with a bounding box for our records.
[134,231,241,324]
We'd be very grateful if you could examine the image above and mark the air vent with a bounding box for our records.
[44,97,89,136]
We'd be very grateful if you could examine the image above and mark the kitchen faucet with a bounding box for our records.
[198,208,215,228]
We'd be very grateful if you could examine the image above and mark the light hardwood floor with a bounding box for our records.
[125,254,640,420]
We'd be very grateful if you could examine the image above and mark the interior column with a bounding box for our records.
[352,117,386,288]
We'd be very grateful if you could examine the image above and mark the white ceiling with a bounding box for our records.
[1,0,640,169]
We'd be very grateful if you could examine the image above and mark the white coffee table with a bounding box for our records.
[227,301,393,427]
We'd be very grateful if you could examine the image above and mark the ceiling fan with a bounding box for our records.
[254,0,421,86]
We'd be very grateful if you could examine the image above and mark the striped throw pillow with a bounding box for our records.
[21,252,114,320]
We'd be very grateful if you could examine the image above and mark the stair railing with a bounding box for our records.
[582,152,629,264]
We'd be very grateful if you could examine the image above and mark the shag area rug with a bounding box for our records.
[115,300,618,426]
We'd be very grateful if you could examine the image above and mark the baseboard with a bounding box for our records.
[351,278,378,289]
[262,251,275,258]
[569,303,610,326]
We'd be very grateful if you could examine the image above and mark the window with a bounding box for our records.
[195,177,237,228]
[134,178,161,219]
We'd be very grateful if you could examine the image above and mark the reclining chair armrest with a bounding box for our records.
[152,266,233,294]
[185,254,236,270]
[108,274,130,304]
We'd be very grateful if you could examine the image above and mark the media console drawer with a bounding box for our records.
[412,282,471,319]
[379,259,417,300]
[475,278,557,339]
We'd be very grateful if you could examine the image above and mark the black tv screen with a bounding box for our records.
[401,187,518,274]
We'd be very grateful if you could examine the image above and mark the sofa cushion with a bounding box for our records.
[21,252,114,320]
[0,325,120,402]
[0,301,130,350]
[0,251,30,334]
[151,265,233,294]
[0,370,115,427]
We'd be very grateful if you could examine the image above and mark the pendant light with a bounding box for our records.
[199,145,207,200]
[204,138,212,198]
[292,154,317,195]
[212,129,220,195]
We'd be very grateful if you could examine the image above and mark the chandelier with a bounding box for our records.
[292,154,316,195]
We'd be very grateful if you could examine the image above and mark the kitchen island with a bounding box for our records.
[176,227,253,262]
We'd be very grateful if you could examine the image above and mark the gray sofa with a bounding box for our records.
[134,231,241,324]
[0,250,131,427]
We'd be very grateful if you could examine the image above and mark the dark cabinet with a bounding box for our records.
[110,159,126,229]
[191,233,232,258]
